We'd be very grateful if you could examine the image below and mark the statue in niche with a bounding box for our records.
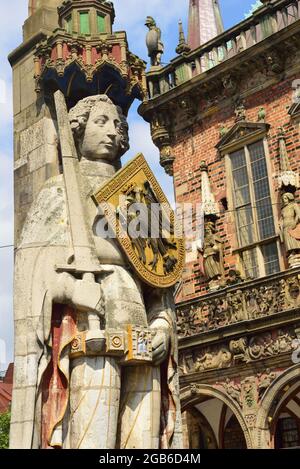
[280,192,300,265]
[202,220,224,288]
[10,95,182,449]
[145,16,164,67]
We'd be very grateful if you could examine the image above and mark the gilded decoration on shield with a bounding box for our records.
[93,153,185,288]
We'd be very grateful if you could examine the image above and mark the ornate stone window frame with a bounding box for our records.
[288,102,300,121]
[288,102,300,139]
[216,122,284,279]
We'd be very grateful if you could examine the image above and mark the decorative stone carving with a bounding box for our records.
[280,192,300,268]
[194,347,232,372]
[281,274,300,309]
[244,329,295,363]
[234,101,246,122]
[216,121,270,155]
[200,161,218,216]
[202,220,225,289]
[244,282,283,320]
[197,162,223,290]
[222,74,237,96]
[264,49,284,75]
[229,338,248,363]
[150,112,175,176]
[177,305,203,337]
[177,270,300,336]
[145,16,164,67]
[219,123,228,138]
[240,377,259,428]
[178,352,194,376]
[257,368,277,397]
[176,21,191,55]
[33,14,147,110]
[288,86,300,118]
[179,326,298,374]
[221,379,241,404]
[257,107,266,123]
[216,369,281,428]
[226,269,243,286]
[226,290,247,322]
[277,128,299,190]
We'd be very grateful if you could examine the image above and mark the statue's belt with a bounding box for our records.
[70,325,154,365]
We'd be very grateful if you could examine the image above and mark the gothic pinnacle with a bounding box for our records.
[176,20,191,55]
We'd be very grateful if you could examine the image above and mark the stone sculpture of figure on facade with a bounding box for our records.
[10,95,182,449]
[202,220,224,287]
[145,16,164,67]
[280,192,300,266]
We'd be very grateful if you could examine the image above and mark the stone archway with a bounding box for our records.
[256,364,300,448]
[181,384,253,449]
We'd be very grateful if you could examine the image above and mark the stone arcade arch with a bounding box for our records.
[180,384,253,449]
[256,364,300,449]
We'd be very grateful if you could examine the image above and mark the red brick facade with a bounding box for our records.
[173,74,300,302]
[0,364,13,413]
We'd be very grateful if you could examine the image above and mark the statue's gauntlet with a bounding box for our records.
[51,272,102,314]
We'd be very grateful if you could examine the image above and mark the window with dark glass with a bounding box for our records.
[275,417,300,449]
[230,140,280,278]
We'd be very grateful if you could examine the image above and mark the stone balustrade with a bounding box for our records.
[177,268,300,338]
[147,0,300,99]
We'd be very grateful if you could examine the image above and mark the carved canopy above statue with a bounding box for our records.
[34,33,147,114]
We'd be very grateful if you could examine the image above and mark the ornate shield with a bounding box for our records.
[92,153,185,288]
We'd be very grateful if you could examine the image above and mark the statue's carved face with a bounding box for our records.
[282,193,293,207]
[81,102,123,161]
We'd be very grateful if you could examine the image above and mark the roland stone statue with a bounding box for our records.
[10,94,182,449]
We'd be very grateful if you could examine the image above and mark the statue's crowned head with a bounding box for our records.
[69,95,129,163]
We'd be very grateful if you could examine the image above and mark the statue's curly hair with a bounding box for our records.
[69,95,129,159]
[282,192,295,202]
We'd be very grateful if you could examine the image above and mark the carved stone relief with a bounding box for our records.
[179,326,298,375]
[177,272,300,337]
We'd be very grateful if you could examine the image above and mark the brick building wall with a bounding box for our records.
[172,74,300,302]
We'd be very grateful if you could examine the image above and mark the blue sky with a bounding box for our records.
[0,0,255,369]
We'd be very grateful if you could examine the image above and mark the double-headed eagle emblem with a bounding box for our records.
[93,153,185,288]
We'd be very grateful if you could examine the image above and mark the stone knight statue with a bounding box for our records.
[10,94,182,449]
[145,16,164,67]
